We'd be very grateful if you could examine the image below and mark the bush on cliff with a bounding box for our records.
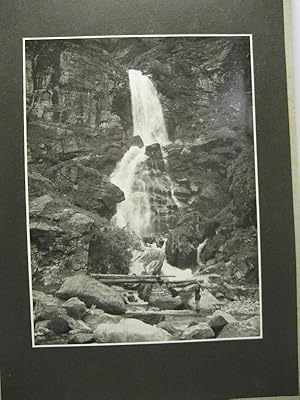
[87,227,139,275]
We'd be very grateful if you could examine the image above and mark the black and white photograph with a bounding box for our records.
[24,35,261,347]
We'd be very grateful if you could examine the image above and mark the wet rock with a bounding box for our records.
[125,311,165,326]
[68,330,95,344]
[165,229,197,268]
[33,292,66,322]
[130,135,144,148]
[173,186,191,202]
[94,318,171,343]
[181,323,215,340]
[208,310,237,331]
[29,195,54,216]
[184,288,221,313]
[218,322,260,338]
[157,321,183,336]
[83,309,122,329]
[148,294,183,310]
[145,143,163,158]
[62,297,87,319]
[64,316,92,332]
[47,317,70,334]
[56,274,126,315]
[67,213,95,234]
[244,316,260,331]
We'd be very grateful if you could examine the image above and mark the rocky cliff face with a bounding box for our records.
[26,37,257,290]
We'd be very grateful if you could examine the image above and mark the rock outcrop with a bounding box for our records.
[56,274,127,314]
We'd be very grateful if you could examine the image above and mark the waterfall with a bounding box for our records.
[110,69,169,236]
[128,69,168,146]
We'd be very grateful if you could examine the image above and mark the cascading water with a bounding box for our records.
[110,69,169,236]
[196,238,208,267]
[128,69,168,146]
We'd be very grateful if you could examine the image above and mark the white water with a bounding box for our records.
[196,238,208,267]
[110,69,169,236]
[128,69,168,146]
[110,147,152,235]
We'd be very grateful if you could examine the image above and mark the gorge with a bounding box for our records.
[26,37,260,345]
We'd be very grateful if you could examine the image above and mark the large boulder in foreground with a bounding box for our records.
[56,274,126,315]
[94,319,171,343]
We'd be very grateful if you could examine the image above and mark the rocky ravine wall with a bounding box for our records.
[26,38,258,291]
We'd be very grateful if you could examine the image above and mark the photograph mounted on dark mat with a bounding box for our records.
[24,35,262,347]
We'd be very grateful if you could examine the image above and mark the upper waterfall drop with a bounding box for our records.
[128,69,169,146]
[110,69,169,237]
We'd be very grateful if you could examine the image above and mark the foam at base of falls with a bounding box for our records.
[161,260,193,281]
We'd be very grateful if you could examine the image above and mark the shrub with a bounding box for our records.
[87,226,140,275]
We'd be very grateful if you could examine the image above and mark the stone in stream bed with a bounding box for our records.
[94,318,172,343]
[208,310,237,331]
[83,309,122,330]
[183,288,221,313]
[47,317,70,334]
[62,297,87,319]
[56,274,126,315]
[217,321,260,338]
[68,330,95,344]
[148,294,184,310]
[244,315,260,331]
[157,320,183,337]
[125,311,165,325]
[180,322,215,340]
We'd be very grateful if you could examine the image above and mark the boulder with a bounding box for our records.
[173,185,191,202]
[32,290,58,307]
[208,310,237,331]
[62,297,87,319]
[145,143,163,159]
[157,321,183,337]
[244,316,261,331]
[125,311,165,326]
[184,288,220,313]
[94,318,171,343]
[56,274,126,315]
[218,322,260,338]
[148,294,183,310]
[64,316,92,332]
[29,194,54,216]
[47,317,70,334]
[181,323,215,340]
[130,135,144,148]
[67,213,95,234]
[33,291,66,322]
[165,230,197,268]
[68,330,95,344]
[83,309,122,329]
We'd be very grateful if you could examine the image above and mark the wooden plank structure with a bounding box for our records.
[90,273,198,286]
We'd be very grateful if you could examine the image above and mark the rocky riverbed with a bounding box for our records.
[33,272,260,345]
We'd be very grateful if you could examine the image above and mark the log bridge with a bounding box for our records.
[90,273,198,286]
